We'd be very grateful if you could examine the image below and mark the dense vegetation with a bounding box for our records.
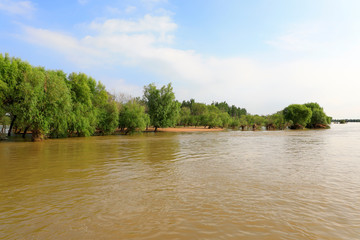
[283,103,331,129]
[0,54,332,141]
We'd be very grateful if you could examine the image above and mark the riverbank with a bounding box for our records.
[144,126,225,132]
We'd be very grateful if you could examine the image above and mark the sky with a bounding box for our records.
[1,0,360,118]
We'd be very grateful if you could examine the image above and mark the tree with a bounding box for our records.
[0,54,32,136]
[143,83,180,131]
[304,102,330,128]
[229,117,240,129]
[201,105,224,128]
[239,115,248,130]
[213,101,230,113]
[119,100,149,134]
[93,82,119,135]
[219,111,231,128]
[10,67,72,141]
[179,106,191,126]
[265,111,288,130]
[67,73,97,137]
[97,99,119,135]
[0,55,7,127]
[43,70,72,138]
[283,104,312,129]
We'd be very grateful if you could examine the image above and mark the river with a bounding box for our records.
[1,124,360,239]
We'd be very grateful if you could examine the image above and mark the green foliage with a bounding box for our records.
[283,104,312,129]
[229,117,240,129]
[1,54,127,139]
[245,115,255,126]
[304,102,331,128]
[213,101,247,118]
[179,99,246,128]
[219,111,231,128]
[94,82,119,135]
[0,115,10,126]
[339,119,346,124]
[67,72,97,137]
[181,98,195,112]
[46,70,72,138]
[143,83,180,130]
[179,106,191,126]
[265,111,288,130]
[97,100,119,135]
[202,105,223,128]
[239,115,248,127]
[253,115,265,127]
[17,67,47,139]
[7,67,72,140]
[1,53,334,140]
[119,100,149,134]
[0,55,33,135]
[283,103,331,129]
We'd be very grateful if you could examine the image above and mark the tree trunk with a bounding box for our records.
[8,115,17,137]
[154,126,158,132]
[22,126,29,138]
[32,129,44,142]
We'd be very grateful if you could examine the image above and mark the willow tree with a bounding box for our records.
[45,70,72,138]
[119,100,149,134]
[202,105,223,128]
[93,82,119,135]
[67,73,97,137]
[178,106,191,126]
[0,55,7,125]
[304,102,331,128]
[191,102,207,127]
[283,104,312,129]
[11,68,72,141]
[143,83,180,132]
[0,54,32,136]
[265,111,288,130]
[97,99,119,135]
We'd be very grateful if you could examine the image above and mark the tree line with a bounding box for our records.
[0,54,332,141]
[332,119,360,123]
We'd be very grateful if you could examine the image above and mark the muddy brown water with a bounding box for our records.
[1,124,360,239]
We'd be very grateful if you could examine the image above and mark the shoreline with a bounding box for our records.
[144,127,225,133]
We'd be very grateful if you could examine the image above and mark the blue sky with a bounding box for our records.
[1,0,360,118]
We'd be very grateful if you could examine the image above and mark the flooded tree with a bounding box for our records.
[304,102,331,128]
[283,104,312,129]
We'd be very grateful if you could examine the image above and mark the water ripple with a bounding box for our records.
[1,124,360,239]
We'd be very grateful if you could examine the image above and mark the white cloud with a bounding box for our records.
[107,79,143,99]
[20,14,360,118]
[89,14,177,35]
[78,0,88,6]
[0,0,35,17]
[266,23,322,52]
[104,6,136,16]
[125,6,136,14]
[23,26,107,67]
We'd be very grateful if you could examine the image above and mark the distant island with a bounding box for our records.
[1,53,332,141]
